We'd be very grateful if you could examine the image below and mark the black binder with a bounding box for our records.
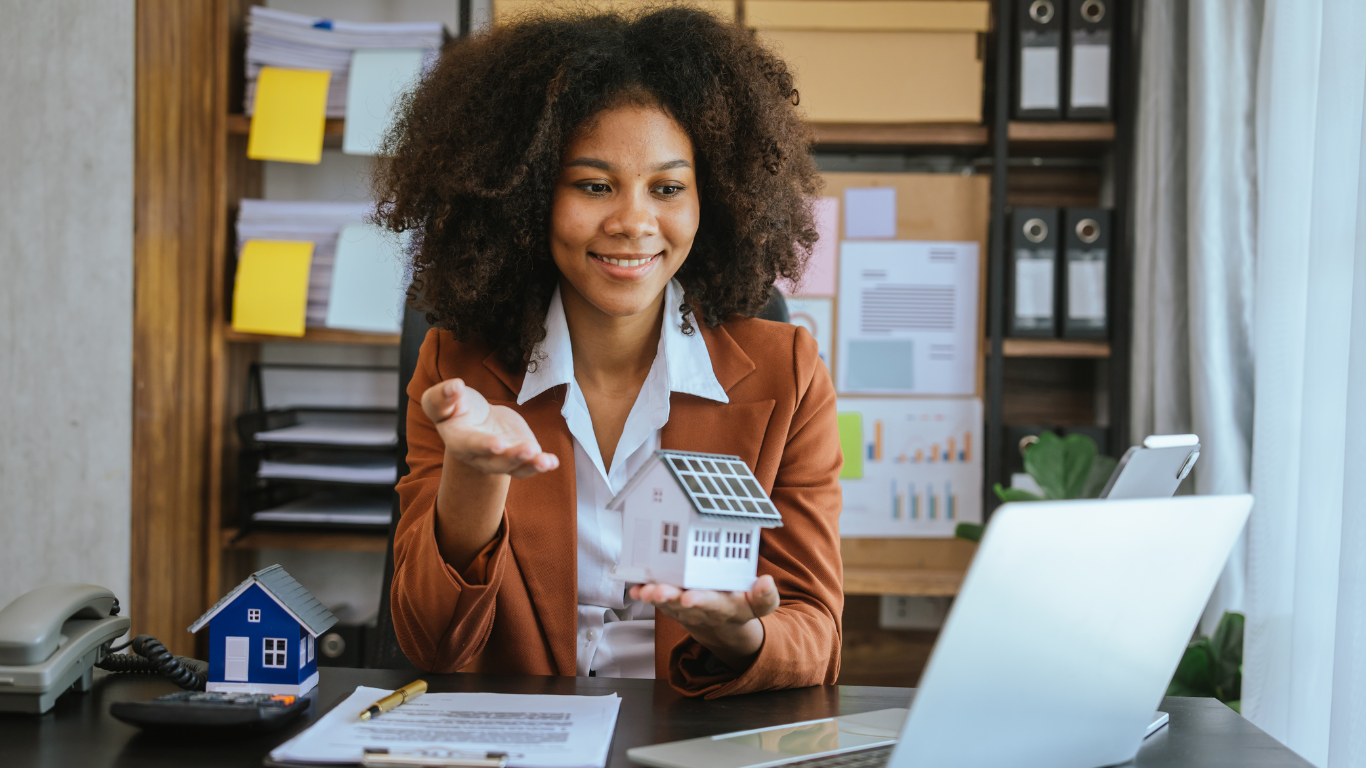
[1065,0,1114,119]
[1008,208,1060,337]
[1014,0,1063,119]
[1061,208,1110,338]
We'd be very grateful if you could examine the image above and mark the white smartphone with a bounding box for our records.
[1100,435,1201,499]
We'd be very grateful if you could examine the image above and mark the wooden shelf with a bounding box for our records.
[224,114,1113,149]
[226,113,344,136]
[1007,121,1115,143]
[840,538,977,597]
[810,122,988,147]
[221,527,388,553]
[224,327,401,346]
[1001,338,1111,358]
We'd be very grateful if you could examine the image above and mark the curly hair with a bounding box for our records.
[373,4,821,372]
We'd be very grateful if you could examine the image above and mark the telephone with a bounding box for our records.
[0,584,207,714]
[0,584,130,714]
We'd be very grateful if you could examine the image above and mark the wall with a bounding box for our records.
[0,1,135,608]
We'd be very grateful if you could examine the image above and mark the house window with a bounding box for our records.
[263,638,288,668]
[660,523,679,554]
[308,634,315,662]
[247,608,260,623]
[691,528,720,558]
[652,487,664,503]
[723,531,752,560]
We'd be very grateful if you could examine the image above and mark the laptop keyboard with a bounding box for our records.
[782,746,894,768]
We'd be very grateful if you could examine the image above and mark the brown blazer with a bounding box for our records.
[391,317,844,697]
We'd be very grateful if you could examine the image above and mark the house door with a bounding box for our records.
[225,636,249,681]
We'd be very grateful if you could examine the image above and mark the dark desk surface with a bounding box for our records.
[0,668,1309,768]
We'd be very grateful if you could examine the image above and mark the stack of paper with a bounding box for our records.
[253,412,399,448]
[270,688,622,767]
[244,6,445,118]
[237,199,372,327]
[258,453,398,485]
[253,495,392,527]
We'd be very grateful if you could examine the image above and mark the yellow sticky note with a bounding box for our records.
[248,67,331,164]
[837,413,864,479]
[232,240,314,337]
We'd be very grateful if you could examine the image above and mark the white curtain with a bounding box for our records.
[1132,0,1259,636]
[1134,1,1366,764]
[1243,1,1366,765]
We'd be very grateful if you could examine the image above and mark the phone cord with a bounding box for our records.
[96,635,208,691]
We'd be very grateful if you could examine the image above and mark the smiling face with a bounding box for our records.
[550,103,700,320]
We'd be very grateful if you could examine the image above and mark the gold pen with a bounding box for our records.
[359,679,428,721]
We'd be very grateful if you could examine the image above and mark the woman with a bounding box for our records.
[378,6,843,698]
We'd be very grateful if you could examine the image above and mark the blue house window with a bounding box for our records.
[263,638,288,668]
[247,608,260,623]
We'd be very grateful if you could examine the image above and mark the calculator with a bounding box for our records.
[110,690,311,730]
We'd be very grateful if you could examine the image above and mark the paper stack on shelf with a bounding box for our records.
[236,199,372,327]
[258,453,398,485]
[252,494,392,527]
[244,6,445,117]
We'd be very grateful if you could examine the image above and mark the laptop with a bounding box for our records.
[628,494,1252,768]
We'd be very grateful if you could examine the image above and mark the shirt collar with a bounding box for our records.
[517,279,728,406]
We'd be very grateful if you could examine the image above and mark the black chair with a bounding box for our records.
[367,287,787,668]
[369,306,433,670]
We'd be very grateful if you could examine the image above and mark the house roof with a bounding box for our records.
[607,450,784,528]
[188,564,338,637]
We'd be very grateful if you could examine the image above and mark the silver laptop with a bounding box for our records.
[629,494,1252,768]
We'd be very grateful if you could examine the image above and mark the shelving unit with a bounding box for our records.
[221,527,388,553]
[223,327,400,345]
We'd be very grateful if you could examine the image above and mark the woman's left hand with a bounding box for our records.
[629,575,779,671]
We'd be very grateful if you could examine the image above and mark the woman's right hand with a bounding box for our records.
[421,378,559,478]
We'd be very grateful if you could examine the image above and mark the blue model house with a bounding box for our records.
[188,565,337,695]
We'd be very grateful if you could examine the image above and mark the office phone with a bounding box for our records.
[0,583,205,714]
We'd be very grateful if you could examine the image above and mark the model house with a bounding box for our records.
[187,564,337,695]
[609,450,783,591]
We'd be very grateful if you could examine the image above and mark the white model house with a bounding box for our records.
[609,450,783,591]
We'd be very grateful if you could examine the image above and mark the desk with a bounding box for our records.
[0,668,1310,768]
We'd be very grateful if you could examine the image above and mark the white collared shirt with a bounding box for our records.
[518,279,728,678]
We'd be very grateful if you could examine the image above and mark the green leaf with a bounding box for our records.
[1211,612,1244,702]
[1081,454,1118,498]
[994,483,1043,503]
[1024,432,1068,499]
[1169,638,1216,697]
[954,522,985,542]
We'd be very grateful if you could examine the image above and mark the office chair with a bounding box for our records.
[368,287,787,668]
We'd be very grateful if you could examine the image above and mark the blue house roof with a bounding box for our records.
[188,564,338,637]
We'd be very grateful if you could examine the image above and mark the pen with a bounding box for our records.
[360,679,428,721]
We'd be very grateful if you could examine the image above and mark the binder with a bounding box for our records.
[1008,208,1060,337]
[1065,0,1114,119]
[1061,208,1110,338]
[1014,0,1063,119]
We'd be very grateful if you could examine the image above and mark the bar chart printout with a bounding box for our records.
[836,397,983,537]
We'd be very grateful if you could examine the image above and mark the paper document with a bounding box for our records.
[785,297,832,366]
[255,413,398,447]
[844,187,897,239]
[836,241,980,395]
[326,223,409,334]
[837,397,983,537]
[269,687,622,767]
[233,240,315,337]
[779,196,838,296]
[344,49,430,155]
[258,454,398,484]
[248,66,331,164]
[253,495,392,526]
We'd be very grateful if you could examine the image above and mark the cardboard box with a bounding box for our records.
[750,1,990,123]
[494,0,736,23]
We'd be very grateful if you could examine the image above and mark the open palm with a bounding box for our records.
[421,378,559,478]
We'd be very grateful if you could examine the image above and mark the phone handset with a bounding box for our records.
[0,583,130,714]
